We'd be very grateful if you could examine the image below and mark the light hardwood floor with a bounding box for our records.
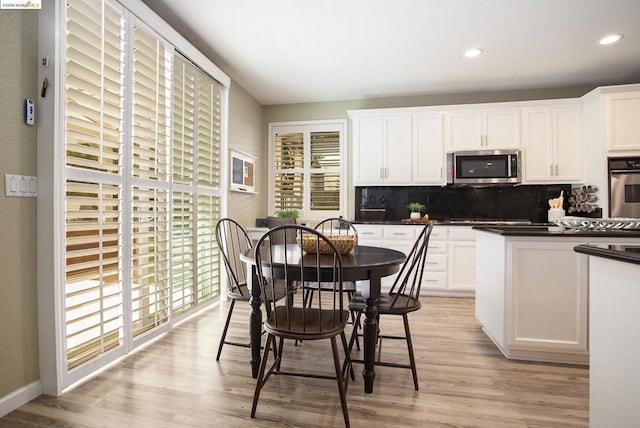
[1,297,588,427]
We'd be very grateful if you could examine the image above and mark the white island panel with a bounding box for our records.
[589,256,640,428]
[509,240,587,352]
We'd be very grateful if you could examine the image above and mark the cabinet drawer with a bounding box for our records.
[383,227,416,240]
[425,254,447,271]
[358,239,381,248]
[421,271,447,290]
[448,227,476,240]
[427,240,447,254]
[356,227,382,240]
[430,226,448,240]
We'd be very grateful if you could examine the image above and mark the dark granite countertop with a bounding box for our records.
[473,225,640,238]
[574,244,640,265]
[354,220,550,227]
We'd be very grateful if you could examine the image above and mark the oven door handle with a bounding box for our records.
[610,169,640,174]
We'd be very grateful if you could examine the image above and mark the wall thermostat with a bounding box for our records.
[25,98,35,125]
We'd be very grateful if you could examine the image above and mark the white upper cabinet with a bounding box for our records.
[522,103,582,183]
[351,110,444,186]
[352,116,385,184]
[384,116,414,184]
[413,113,445,185]
[352,114,413,185]
[445,108,520,151]
[606,91,640,152]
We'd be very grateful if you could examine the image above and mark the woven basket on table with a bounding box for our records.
[297,234,357,255]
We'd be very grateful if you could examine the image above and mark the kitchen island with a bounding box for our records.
[574,244,640,427]
[474,226,640,364]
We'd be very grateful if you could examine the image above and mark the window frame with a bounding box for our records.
[268,120,347,220]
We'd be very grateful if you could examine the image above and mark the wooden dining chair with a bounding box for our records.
[304,217,358,307]
[347,221,433,390]
[302,218,361,349]
[251,225,352,428]
[266,215,297,245]
[214,218,287,361]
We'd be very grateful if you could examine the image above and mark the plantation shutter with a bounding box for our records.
[172,54,195,185]
[171,191,195,314]
[130,22,173,337]
[65,0,124,174]
[274,131,304,211]
[197,194,219,301]
[309,131,341,211]
[64,0,126,370]
[194,67,221,302]
[131,187,170,336]
[171,54,222,312]
[131,23,172,181]
[58,0,226,388]
[196,68,221,187]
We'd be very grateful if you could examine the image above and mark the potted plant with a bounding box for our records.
[407,202,425,220]
[275,209,299,219]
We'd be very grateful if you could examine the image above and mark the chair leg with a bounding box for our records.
[251,333,275,418]
[349,309,361,351]
[216,298,235,361]
[340,331,355,382]
[347,311,363,354]
[276,337,285,371]
[403,314,419,391]
[331,336,350,428]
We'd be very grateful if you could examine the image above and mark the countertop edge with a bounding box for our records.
[473,226,640,238]
[574,244,640,265]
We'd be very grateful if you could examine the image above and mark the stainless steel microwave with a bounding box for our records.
[446,149,522,185]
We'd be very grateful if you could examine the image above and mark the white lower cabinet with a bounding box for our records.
[422,226,448,291]
[354,224,475,296]
[447,228,476,292]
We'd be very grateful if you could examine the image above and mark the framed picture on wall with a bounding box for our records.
[230,149,256,193]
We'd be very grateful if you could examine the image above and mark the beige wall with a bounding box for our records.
[0,10,39,397]
[226,82,266,228]
[262,85,598,123]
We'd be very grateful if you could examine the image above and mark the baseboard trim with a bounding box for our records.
[0,380,42,418]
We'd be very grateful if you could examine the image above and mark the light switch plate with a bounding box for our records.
[5,174,37,197]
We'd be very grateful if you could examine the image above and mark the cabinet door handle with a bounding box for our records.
[380,167,384,179]
[555,165,559,176]
[550,165,553,176]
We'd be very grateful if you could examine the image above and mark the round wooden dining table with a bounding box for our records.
[240,244,406,393]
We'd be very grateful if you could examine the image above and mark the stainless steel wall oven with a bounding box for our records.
[608,157,640,218]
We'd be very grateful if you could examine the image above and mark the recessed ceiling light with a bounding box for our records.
[599,33,623,45]
[464,48,483,58]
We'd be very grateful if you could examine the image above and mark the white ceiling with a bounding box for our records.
[141,0,640,106]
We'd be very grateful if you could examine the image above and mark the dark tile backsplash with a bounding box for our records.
[355,184,573,223]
